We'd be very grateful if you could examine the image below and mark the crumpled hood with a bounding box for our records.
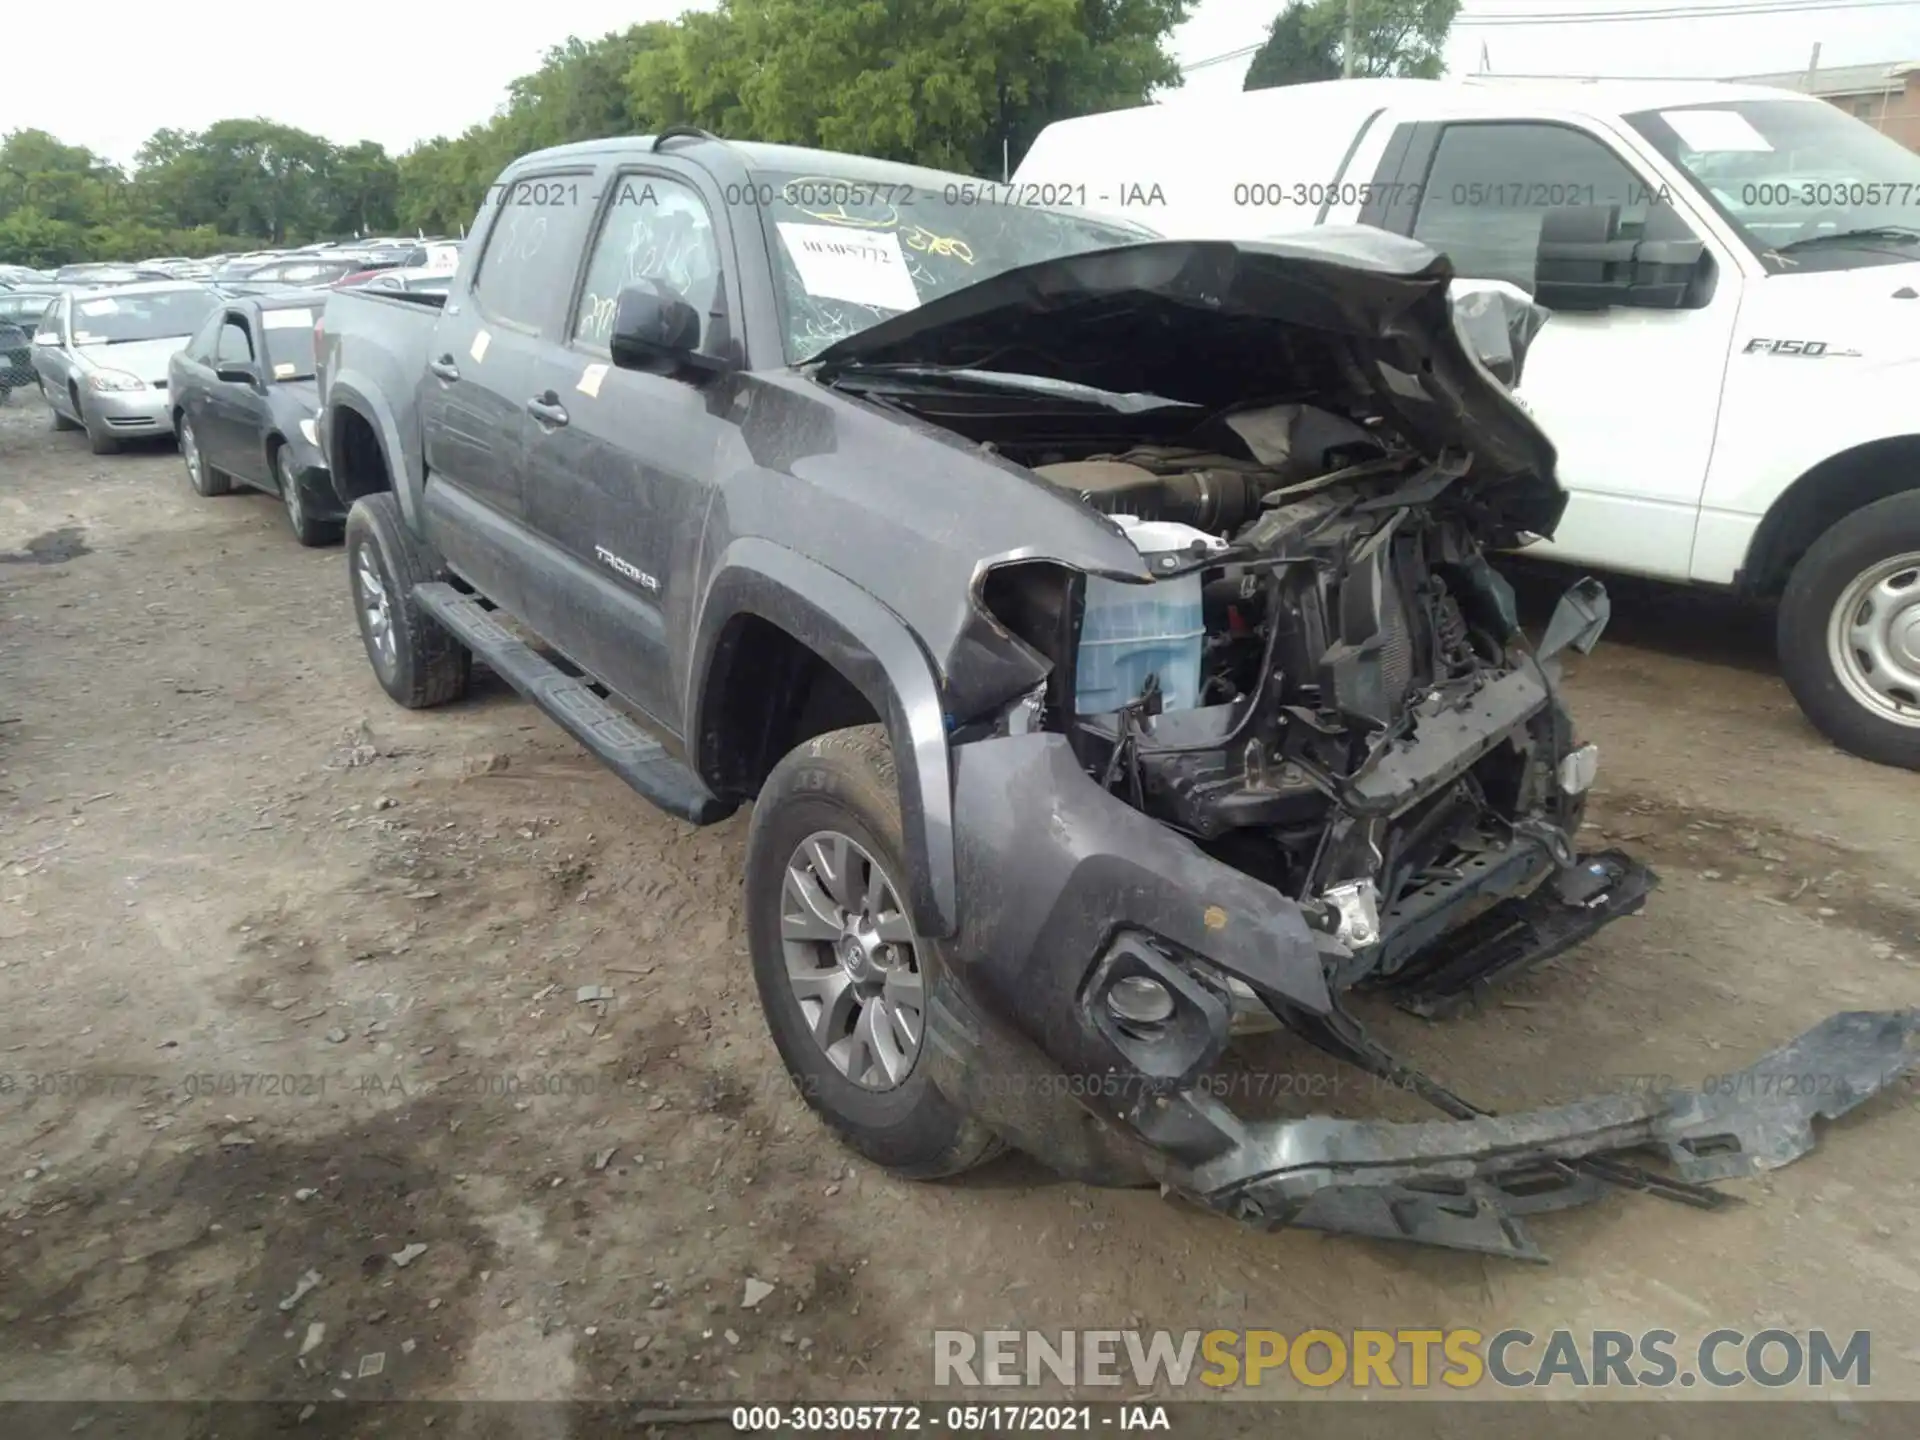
[814,229,1567,535]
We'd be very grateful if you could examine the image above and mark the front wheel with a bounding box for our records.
[81,398,120,456]
[1778,490,1920,770]
[179,417,229,496]
[745,725,1002,1179]
[343,494,470,708]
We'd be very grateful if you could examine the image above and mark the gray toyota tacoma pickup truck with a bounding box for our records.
[315,129,1919,1260]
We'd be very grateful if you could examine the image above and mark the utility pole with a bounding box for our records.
[1804,41,1821,89]
[1343,0,1356,78]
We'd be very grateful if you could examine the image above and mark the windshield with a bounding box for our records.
[1627,98,1920,269]
[69,289,218,345]
[748,169,1153,362]
[260,306,318,379]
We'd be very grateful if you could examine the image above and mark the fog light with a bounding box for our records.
[1107,974,1175,1027]
[1558,742,1599,795]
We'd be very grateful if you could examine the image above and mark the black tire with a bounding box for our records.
[178,416,229,496]
[344,493,470,709]
[47,385,79,432]
[1778,489,1920,770]
[275,444,341,547]
[745,725,1002,1179]
[81,397,120,455]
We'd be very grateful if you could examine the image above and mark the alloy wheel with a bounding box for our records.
[354,544,397,672]
[779,830,925,1090]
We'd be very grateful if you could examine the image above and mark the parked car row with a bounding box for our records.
[26,278,336,545]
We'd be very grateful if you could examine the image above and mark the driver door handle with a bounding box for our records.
[428,355,460,382]
[526,393,569,428]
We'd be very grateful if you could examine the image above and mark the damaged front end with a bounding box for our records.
[820,236,1920,1256]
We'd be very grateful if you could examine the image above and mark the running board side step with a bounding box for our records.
[412,582,736,826]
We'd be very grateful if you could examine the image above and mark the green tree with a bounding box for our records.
[396,22,675,235]
[323,140,400,236]
[1244,0,1457,88]
[627,0,1189,176]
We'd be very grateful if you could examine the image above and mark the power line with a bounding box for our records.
[1179,0,1920,72]
[1461,0,1918,23]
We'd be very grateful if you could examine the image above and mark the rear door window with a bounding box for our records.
[471,171,596,332]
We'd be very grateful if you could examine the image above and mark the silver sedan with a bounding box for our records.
[32,281,222,455]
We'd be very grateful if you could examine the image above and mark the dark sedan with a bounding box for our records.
[167,290,343,546]
[0,320,30,398]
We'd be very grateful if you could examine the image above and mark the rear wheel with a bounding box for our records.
[1778,489,1920,770]
[745,725,1001,1179]
[276,445,340,547]
[344,493,470,709]
[179,417,229,496]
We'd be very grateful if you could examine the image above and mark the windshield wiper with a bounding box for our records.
[1773,225,1920,255]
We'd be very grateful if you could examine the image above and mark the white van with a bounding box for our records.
[1014,76,1920,769]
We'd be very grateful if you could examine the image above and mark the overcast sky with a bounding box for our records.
[5,0,1919,168]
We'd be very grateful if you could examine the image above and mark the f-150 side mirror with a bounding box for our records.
[1533,203,1710,312]
[610,279,730,377]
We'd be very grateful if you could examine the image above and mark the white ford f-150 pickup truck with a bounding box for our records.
[1015,75,1920,770]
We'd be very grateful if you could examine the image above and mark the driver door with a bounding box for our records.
[1334,117,1743,581]
[206,311,269,485]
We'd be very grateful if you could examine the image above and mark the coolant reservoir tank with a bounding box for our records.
[1074,516,1228,715]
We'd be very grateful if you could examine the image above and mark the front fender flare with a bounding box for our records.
[689,538,958,937]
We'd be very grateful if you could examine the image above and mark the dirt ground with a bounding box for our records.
[2,388,1918,1422]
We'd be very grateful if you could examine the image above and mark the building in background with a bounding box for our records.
[1733,61,1920,149]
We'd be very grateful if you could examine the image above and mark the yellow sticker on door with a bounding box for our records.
[469,330,491,364]
[577,362,608,398]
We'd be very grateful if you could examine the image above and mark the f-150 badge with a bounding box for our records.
[1742,337,1862,357]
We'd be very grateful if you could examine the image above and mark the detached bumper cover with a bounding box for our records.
[1180,1009,1920,1260]
[937,732,1920,1257]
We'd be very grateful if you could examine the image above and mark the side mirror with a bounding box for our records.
[216,363,262,386]
[33,331,60,346]
[1534,204,1708,312]
[609,279,728,376]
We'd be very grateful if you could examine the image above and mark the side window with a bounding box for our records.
[215,316,255,365]
[1413,123,1658,290]
[472,172,595,330]
[187,310,224,361]
[572,175,722,351]
[38,301,64,340]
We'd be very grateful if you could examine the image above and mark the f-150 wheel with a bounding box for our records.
[344,493,471,709]
[746,725,1002,1179]
[1778,490,1920,770]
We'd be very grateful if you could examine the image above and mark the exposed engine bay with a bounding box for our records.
[812,243,1920,1260]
